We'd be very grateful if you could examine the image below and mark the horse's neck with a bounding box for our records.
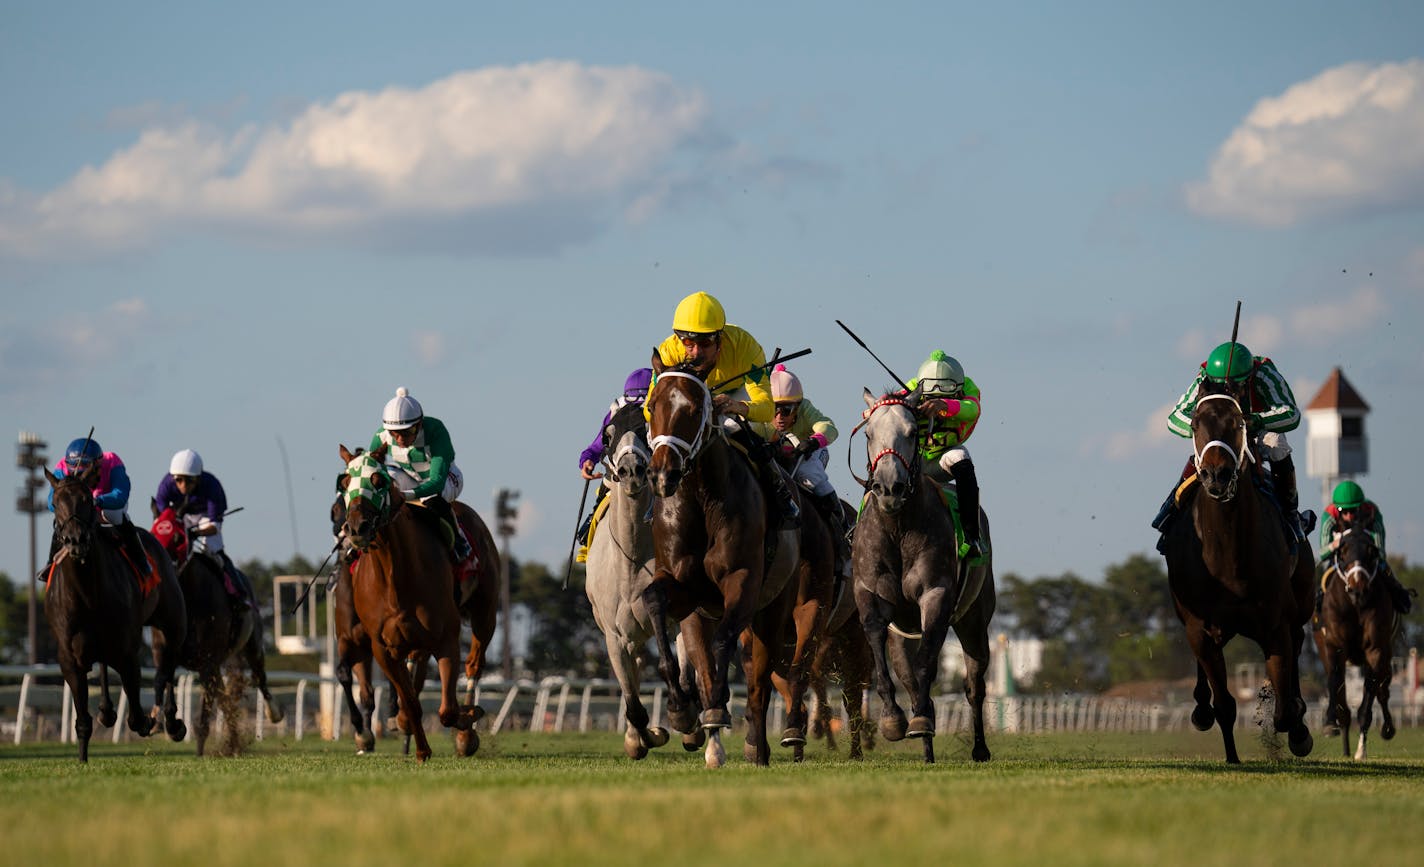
[607,484,654,556]
[1193,477,1269,583]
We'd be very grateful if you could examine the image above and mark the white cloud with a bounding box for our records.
[413,331,446,367]
[1186,59,1424,226]
[0,298,155,397]
[1101,402,1180,461]
[1289,285,1387,343]
[0,62,734,258]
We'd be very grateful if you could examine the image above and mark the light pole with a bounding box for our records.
[495,488,520,680]
[15,432,49,665]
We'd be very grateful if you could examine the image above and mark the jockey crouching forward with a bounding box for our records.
[155,448,256,614]
[1317,480,1413,615]
[575,367,653,560]
[907,350,987,562]
[1152,341,1314,553]
[650,291,801,527]
[751,363,848,561]
[371,387,474,566]
[44,437,156,583]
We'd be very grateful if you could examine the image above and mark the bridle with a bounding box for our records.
[850,396,923,493]
[1330,528,1379,596]
[1192,393,1255,501]
[51,480,97,559]
[647,370,714,475]
[342,452,397,550]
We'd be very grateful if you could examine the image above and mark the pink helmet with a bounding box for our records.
[770,364,803,401]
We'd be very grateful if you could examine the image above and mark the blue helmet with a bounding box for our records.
[63,438,103,471]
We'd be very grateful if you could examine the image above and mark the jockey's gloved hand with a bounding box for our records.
[794,439,818,456]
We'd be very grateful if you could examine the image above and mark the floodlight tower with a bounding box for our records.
[15,432,49,665]
[495,488,520,680]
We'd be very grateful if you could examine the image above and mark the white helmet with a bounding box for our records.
[170,449,203,477]
[382,387,424,431]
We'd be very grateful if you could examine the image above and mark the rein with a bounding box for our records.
[648,370,714,473]
[849,397,921,491]
[1331,530,1379,592]
[1192,393,1255,501]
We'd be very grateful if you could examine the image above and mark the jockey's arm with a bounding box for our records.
[1248,361,1301,433]
[94,461,132,512]
[1166,372,1204,439]
[411,417,455,499]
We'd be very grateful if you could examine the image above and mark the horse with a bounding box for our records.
[337,443,485,762]
[44,467,187,761]
[804,500,875,759]
[150,505,284,755]
[641,357,835,767]
[1160,388,1315,763]
[1312,526,1399,759]
[852,385,996,764]
[583,402,677,759]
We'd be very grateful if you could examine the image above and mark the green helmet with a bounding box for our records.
[1204,342,1253,382]
[1331,480,1365,510]
[915,350,965,397]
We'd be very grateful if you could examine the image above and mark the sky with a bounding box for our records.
[4,1,1424,599]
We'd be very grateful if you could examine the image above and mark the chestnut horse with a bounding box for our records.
[337,443,483,762]
[1161,389,1314,763]
[642,358,835,767]
[150,505,283,755]
[45,467,187,761]
[1313,526,1399,759]
[853,386,995,764]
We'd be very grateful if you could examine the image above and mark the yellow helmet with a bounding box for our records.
[672,291,726,335]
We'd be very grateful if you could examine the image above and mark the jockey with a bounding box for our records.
[44,437,155,582]
[575,367,653,557]
[155,449,256,612]
[1153,341,1313,551]
[750,363,848,559]
[369,387,472,563]
[650,291,800,527]
[905,350,987,562]
[1317,480,1413,614]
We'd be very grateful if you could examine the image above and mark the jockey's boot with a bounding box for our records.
[425,495,472,563]
[1382,564,1415,614]
[815,491,851,565]
[36,534,59,581]
[768,464,802,529]
[1152,456,1197,555]
[1270,456,1314,542]
[950,460,987,562]
[575,485,608,563]
[118,518,156,581]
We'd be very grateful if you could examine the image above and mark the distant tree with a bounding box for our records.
[0,574,57,663]
[510,559,603,678]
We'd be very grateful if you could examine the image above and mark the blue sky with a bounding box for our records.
[4,1,1423,593]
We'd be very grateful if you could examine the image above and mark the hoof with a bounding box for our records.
[700,708,732,731]
[1190,705,1213,731]
[810,717,826,738]
[642,726,670,749]
[682,729,707,751]
[455,729,479,757]
[668,703,698,735]
[780,727,806,748]
[879,712,907,742]
[131,715,155,738]
[906,715,934,739]
[1289,727,1314,758]
[744,740,758,763]
[972,743,991,763]
[623,731,650,760]
[1322,723,1341,738]
[1382,721,1396,740]
[705,733,726,769]
[167,719,188,742]
[99,707,117,728]
[268,705,286,724]
[356,731,376,753]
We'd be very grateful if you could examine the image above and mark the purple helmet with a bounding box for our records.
[623,368,654,400]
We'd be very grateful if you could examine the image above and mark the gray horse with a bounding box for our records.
[584,403,676,759]
[852,385,996,763]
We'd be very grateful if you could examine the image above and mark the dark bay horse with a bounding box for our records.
[45,467,187,760]
[337,443,484,762]
[642,358,835,767]
[805,500,875,759]
[150,505,283,755]
[1313,526,1399,759]
[852,386,995,764]
[1161,390,1314,763]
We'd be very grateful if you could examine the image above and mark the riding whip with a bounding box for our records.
[291,536,344,615]
[835,320,911,393]
[709,347,812,393]
[1225,300,1243,380]
[562,478,593,590]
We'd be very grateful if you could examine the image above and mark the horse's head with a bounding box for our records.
[1333,526,1381,608]
[604,401,652,497]
[1190,390,1252,501]
[46,464,100,559]
[859,384,924,514]
[646,350,713,498]
[338,442,403,550]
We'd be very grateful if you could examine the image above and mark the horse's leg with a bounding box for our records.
[355,658,377,751]
[1263,623,1312,757]
[741,622,777,767]
[607,632,666,759]
[701,569,760,731]
[1373,647,1396,742]
[59,655,93,762]
[1184,625,1238,763]
[374,645,432,763]
[336,653,370,753]
[955,614,993,763]
[779,589,824,749]
[242,621,284,724]
[115,652,155,739]
[858,589,905,742]
[196,669,219,757]
[842,628,874,759]
[149,625,185,742]
[640,573,695,733]
[907,595,952,743]
[97,665,117,728]
[676,633,707,751]
[1354,667,1375,761]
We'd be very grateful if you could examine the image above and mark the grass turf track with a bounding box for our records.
[4,727,1424,867]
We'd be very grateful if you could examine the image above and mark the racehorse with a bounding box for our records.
[641,357,835,766]
[852,385,996,764]
[1160,388,1315,763]
[45,467,187,761]
[805,501,875,759]
[150,505,283,755]
[337,443,486,762]
[584,402,675,759]
[1313,526,1399,759]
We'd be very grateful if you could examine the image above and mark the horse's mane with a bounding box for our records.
[606,401,648,446]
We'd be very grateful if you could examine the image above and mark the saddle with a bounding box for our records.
[576,494,613,564]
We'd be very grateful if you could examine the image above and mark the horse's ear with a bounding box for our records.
[150,496,159,519]
[651,348,666,375]
[371,442,389,462]
[339,444,355,463]
[862,387,875,409]
[78,462,100,488]
[44,467,58,487]
[908,379,925,408]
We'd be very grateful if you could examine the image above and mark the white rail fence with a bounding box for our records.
[5,664,1423,745]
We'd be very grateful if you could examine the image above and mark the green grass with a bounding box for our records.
[4,727,1424,866]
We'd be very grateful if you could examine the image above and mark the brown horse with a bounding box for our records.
[852,386,996,764]
[45,467,187,761]
[642,358,835,766]
[337,443,483,762]
[1313,526,1399,759]
[1161,389,1315,762]
[150,505,283,755]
